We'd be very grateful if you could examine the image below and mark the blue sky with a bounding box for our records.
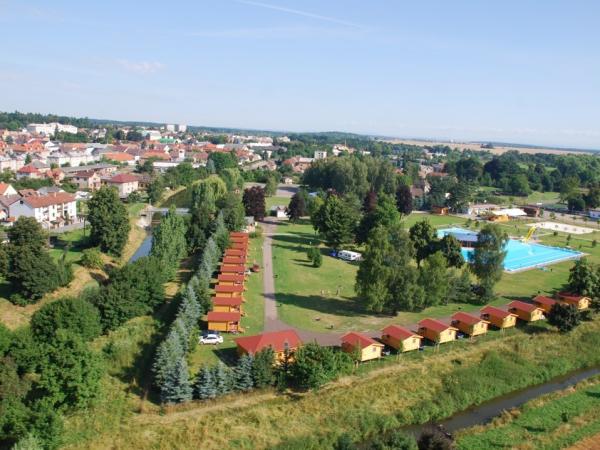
[1,0,599,148]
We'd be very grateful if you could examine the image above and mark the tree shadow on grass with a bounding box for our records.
[276,292,391,320]
[272,233,321,250]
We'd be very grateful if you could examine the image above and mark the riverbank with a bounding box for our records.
[456,376,600,449]
[63,316,600,449]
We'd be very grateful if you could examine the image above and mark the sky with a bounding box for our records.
[1,0,599,149]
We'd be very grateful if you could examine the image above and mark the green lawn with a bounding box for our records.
[188,234,265,369]
[49,227,91,264]
[401,213,467,229]
[457,377,600,450]
[266,195,290,211]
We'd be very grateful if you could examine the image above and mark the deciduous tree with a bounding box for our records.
[87,187,130,256]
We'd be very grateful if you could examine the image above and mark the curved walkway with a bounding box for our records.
[260,218,344,346]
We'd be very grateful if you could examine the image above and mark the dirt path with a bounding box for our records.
[567,433,600,450]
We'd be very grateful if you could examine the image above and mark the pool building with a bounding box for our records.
[437,227,584,272]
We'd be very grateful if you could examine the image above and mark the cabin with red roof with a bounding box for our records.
[507,301,544,322]
[224,248,247,259]
[230,235,249,244]
[340,332,384,362]
[557,292,590,310]
[230,232,248,238]
[223,256,246,265]
[417,319,457,344]
[212,297,243,314]
[214,284,244,298]
[532,295,558,313]
[480,305,517,329]
[235,329,302,364]
[451,312,489,337]
[220,264,246,275]
[230,241,248,251]
[207,311,241,333]
[217,273,246,285]
[380,325,423,352]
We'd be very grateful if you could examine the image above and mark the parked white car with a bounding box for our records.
[200,333,223,345]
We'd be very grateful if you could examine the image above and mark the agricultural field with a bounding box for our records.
[457,377,600,450]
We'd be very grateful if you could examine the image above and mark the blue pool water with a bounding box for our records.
[437,228,583,272]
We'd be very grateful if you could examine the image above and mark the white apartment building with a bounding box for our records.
[314,150,328,160]
[9,192,77,229]
[177,124,187,132]
[165,124,176,132]
[27,123,78,136]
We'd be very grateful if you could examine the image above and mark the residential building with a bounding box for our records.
[207,311,241,333]
[0,183,18,196]
[532,295,558,313]
[235,329,302,364]
[9,192,77,229]
[380,325,423,352]
[507,301,544,322]
[27,122,78,136]
[211,297,243,314]
[451,312,489,337]
[314,150,327,160]
[556,292,590,310]
[340,332,384,362]
[480,306,517,330]
[105,173,139,198]
[16,164,42,180]
[417,318,458,344]
[67,170,102,191]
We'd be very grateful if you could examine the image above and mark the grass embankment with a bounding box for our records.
[457,377,600,450]
[188,234,265,369]
[62,317,600,450]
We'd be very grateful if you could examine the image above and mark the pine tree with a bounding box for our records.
[161,358,193,404]
[195,365,217,400]
[153,331,185,389]
[234,354,254,391]
[213,362,232,396]
[252,348,275,388]
[172,318,190,354]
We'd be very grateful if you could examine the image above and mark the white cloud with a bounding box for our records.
[116,59,165,74]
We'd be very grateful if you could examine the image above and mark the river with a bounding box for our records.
[129,233,152,262]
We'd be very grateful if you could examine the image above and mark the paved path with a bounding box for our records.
[260,218,344,346]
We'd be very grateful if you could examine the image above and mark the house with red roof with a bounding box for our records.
[66,170,102,191]
[341,332,384,362]
[214,284,244,298]
[224,248,247,259]
[16,164,41,180]
[219,264,246,275]
[235,329,302,364]
[557,292,590,310]
[451,312,489,337]
[222,255,246,265]
[480,305,517,329]
[532,295,558,313]
[207,311,241,333]
[217,273,246,285]
[0,183,17,196]
[380,325,423,352]
[105,173,139,198]
[212,297,243,314]
[507,301,544,322]
[103,152,135,164]
[9,192,77,229]
[417,318,458,344]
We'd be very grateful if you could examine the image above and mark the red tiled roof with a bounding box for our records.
[480,305,515,319]
[217,274,245,283]
[235,329,301,354]
[212,297,242,306]
[341,332,382,349]
[104,152,134,162]
[0,183,14,195]
[214,284,244,293]
[220,264,246,274]
[533,295,558,307]
[230,242,248,250]
[230,232,248,238]
[452,312,486,325]
[557,292,587,302]
[508,300,540,313]
[224,249,246,257]
[207,311,240,322]
[418,318,455,333]
[108,173,138,184]
[17,164,40,174]
[22,192,76,208]
[381,325,421,341]
[223,256,245,264]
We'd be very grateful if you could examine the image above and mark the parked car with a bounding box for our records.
[338,250,362,261]
[200,333,223,345]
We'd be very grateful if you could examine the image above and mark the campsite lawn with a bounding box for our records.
[188,234,265,369]
[272,219,506,333]
[266,195,290,211]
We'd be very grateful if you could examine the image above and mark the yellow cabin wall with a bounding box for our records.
[360,344,383,362]
[213,305,242,314]
[502,315,517,328]
[401,337,421,352]
[420,328,456,344]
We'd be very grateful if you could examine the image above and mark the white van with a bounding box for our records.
[338,250,362,261]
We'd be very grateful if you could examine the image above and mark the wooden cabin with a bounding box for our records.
[507,301,544,322]
[217,273,246,285]
[417,319,457,344]
[222,256,246,265]
[207,311,241,332]
[214,284,244,298]
[532,295,558,313]
[230,241,248,251]
[220,264,246,275]
[230,232,248,238]
[480,305,517,329]
[235,329,302,364]
[340,332,384,362]
[212,296,243,314]
[557,292,590,310]
[230,236,249,244]
[380,325,423,352]
[451,312,489,337]
[224,248,247,259]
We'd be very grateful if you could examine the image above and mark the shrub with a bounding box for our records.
[31,297,102,342]
[80,248,103,269]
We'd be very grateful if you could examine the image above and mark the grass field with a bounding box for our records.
[62,316,600,450]
[266,195,290,211]
[188,234,265,369]
[456,377,600,450]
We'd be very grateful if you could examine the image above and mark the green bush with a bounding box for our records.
[80,248,103,269]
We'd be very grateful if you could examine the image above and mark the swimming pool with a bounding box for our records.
[437,228,583,272]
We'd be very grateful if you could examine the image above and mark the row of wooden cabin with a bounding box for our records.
[206,232,250,333]
[231,292,591,364]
